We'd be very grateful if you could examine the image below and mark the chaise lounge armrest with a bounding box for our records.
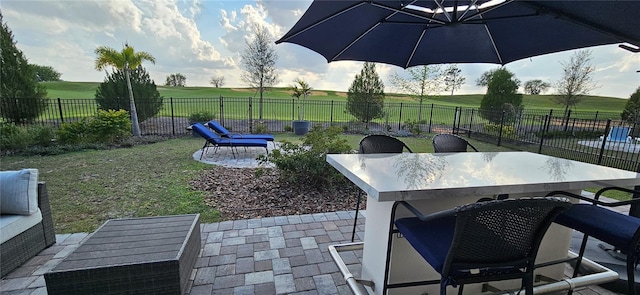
[1,182,56,277]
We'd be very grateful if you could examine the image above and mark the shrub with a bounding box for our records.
[58,110,131,144]
[188,111,215,124]
[0,122,29,150]
[57,119,91,144]
[88,109,132,143]
[258,125,352,188]
[483,124,516,138]
[403,119,422,135]
[26,124,56,146]
[254,123,268,134]
[283,125,293,132]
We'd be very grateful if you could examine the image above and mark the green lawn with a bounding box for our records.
[42,81,628,114]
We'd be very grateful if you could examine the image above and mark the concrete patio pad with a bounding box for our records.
[192,142,278,168]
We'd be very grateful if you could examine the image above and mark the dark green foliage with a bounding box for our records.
[257,125,353,188]
[165,73,186,87]
[188,111,215,124]
[94,67,163,122]
[347,62,385,123]
[479,68,523,124]
[621,87,640,123]
[0,122,56,151]
[29,64,62,82]
[57,109,131,144]
[0,13,48,123]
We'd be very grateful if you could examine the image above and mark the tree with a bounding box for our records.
[290,78,312,121]
[241,25,278,120]
[553,49,597,115]
[477,68,521,89]
[622,87,640,124]
[479,68,522,124]
[95,66,163,123]
[443,64,465,96]
[29,64,62,82]
[165,73,186,87]
[210,75,225,88]
[523,79,550,95]
[347,62,385,123]
[390,65,442,120]
[0,12,48,124]
[94,44,156,137]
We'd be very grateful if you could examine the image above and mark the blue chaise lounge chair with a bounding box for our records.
[207,120,275,144]
[600,126,632,143]
[191,123,268,159]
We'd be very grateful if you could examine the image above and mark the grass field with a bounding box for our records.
[42,81,629,114]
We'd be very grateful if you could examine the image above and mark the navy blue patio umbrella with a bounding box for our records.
[275,0,640,67]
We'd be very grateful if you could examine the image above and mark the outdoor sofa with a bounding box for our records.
[1,169,56,277]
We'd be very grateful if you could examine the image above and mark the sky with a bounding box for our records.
[2,0,639,99]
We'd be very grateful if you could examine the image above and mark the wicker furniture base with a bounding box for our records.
[44,214,201,295]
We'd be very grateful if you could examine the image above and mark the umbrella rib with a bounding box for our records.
[457,0,478,22]
[275,2,367,44]
[370,2,447,25]
[331,22,382,62]
[478,13,504,64]
[434,0,452,23]
[406,29,427,68]
[460,0,514,23]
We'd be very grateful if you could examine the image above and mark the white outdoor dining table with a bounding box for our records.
[326,151,640,295]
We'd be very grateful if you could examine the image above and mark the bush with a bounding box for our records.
[188,111,215,124]
[0,122,29,150]
[283,125,293,132]
[483,124,516,138]
[57,119,91,144]
[403,119,422,135]
[26,124,56,146]
[89,109,132,143]
[58,110,131,144]
[254,123,268,134]
[258,125,352,188]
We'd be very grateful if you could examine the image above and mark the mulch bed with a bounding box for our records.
[190,167,362,220]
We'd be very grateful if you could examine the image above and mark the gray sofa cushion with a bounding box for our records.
[0,169,39,215]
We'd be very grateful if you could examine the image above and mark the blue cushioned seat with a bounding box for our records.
[548,188,640,295]
[394,216,455,273]
[191,123,268,159]
[555,204,640,250]
[207,120,275,142]
[386,198,570,295]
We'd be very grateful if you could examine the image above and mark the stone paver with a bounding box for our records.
[0,208,625,295]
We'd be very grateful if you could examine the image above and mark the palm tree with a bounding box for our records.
[290,78,312,121]
[94,44,156,137]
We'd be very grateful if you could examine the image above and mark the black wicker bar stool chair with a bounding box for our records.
[385,197,570,295]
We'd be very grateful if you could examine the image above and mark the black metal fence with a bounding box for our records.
[14,97,639,172]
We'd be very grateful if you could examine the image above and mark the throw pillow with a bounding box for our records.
[0,169,39,215]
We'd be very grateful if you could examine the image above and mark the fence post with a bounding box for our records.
[248,97,253,133]
[398,103,403,131]
[537,115,550,154]
[219,95,225,125]
[468,109,474,138]
[292,98,295,121]
[57,98,64,123]
[452,106,458,134]
[597,119,612,165]
[330,100,334,124]
[170,97,175,135]
[592,111,599,132]
[498,111,505,146]
[563,109,572,132]
[428,103,434,133]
